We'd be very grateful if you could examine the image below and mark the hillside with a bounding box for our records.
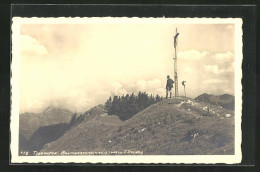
[19,106,74,140]
[42,97,234,155]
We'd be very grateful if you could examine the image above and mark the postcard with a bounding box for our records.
[11,17,242,163]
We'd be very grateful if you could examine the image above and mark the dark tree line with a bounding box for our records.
[104,92,163,120]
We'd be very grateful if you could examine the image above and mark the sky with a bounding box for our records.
[18,20,235,113]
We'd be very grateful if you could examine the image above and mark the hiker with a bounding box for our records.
[166,75,174,99]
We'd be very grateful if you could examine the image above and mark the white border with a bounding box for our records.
[11,17,243,164]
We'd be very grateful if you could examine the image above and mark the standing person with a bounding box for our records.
[166,75,174,99]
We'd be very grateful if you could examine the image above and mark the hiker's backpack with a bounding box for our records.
[169,79,174,87]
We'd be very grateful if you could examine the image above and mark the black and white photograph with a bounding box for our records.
[10,17,242,163]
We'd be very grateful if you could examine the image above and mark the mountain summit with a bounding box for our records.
[42,97,234,155]
[42,105,56,113]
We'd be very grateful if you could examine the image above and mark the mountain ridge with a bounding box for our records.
[195,93,234,110]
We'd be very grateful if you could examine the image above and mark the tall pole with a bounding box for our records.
[174,28,180,98]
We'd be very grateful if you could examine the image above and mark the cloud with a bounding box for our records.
[183,66,193,73]
[202,51,234,75]
[136,80,147,91]
[214,52,233,60]
[135,79,162,93]
[20,34,48,57]
[204,65,219,74]
[109,79,164,97]
[218,62,234,74]
[18,23,236,113]
[178,50,209,60]
[203,79,227,84]
[112,82,128,95]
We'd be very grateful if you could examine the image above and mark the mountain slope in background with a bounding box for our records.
[42,96,234,155]
[195,93,234,110]
[26,123,71,153]
[19,106,74,141]
[19,105,109,154]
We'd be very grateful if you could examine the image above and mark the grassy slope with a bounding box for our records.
[42,98,234,155]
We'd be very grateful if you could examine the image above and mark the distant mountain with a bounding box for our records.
[19,106,73,141]
[19,105,109,155]
[195,93,234,110]
[42,97,234,155]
